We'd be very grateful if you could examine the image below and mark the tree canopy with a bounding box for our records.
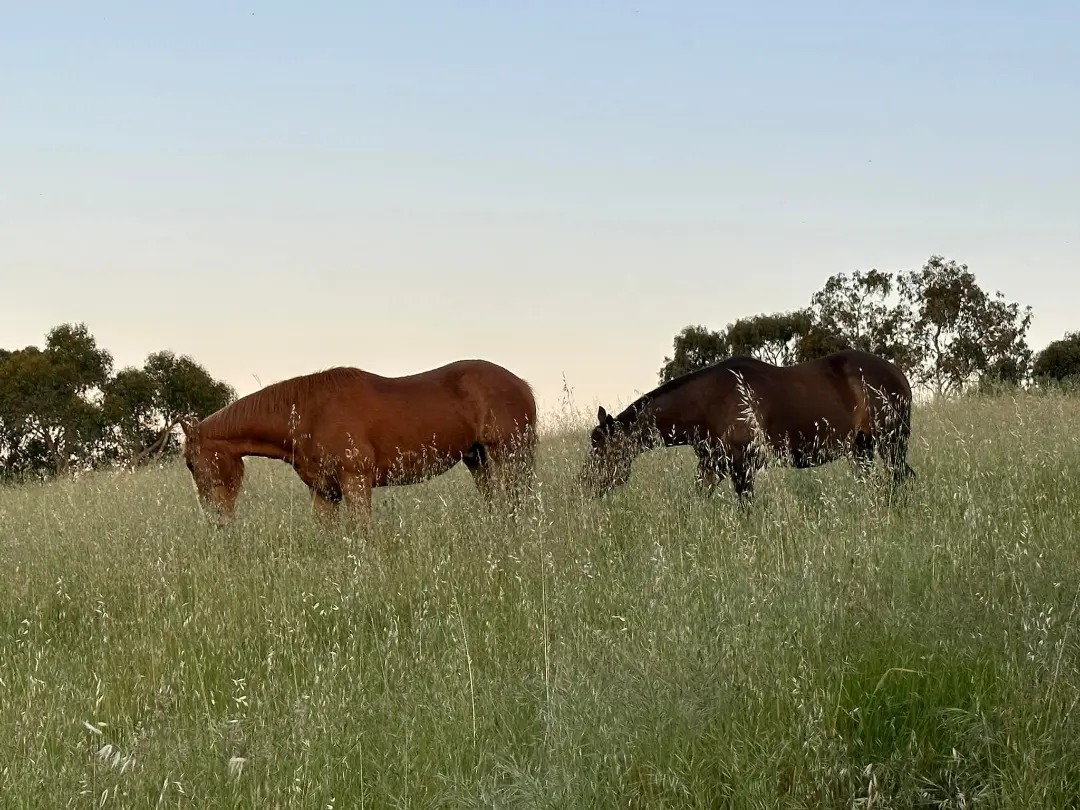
[1,323,235,479]
[658,325,732,384]
[1032,332,1080,387]
[659,254,1041,395]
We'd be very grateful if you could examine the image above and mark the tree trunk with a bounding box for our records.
[39,426,68,474]
[127,422,177,469]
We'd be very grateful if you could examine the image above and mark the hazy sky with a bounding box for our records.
[2,1,1078,420]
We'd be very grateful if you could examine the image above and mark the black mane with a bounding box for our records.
[618,356,764,420]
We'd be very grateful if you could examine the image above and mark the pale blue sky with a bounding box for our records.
[2,1,1077,419]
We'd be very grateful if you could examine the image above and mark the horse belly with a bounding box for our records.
[374,450,460,486]
[369,428,476,485]
[769,405,855,466]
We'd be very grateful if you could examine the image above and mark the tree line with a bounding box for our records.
[659,255,1080,392]
[0,323,235,480]
[5,256,1078,482]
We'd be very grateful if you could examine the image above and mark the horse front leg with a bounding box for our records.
[729,446,756,503]
[852,429,876,482]
[311,489,339,527]
[293,460,344,529]
[466,440,534,517]
[462,442,496,505]
[339,472,374,531]
[879,431,916,487]
[499,438,537,516]
[695,445,726,496]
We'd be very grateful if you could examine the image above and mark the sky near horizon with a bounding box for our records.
[2,1,1078,421]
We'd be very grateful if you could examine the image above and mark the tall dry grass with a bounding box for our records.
[2,390,1079,807]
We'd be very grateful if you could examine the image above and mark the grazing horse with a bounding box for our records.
[582,349,915,500]
[179,359,537,525]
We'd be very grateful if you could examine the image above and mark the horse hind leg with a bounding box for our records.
[878,413,915,486]
[504,435,537,511]
[852,429,876,482]
[884,435,916,486]
[311,489,340,527]
[695,445,726,496]
[466,435,536,516]
[463,442,496,503]
[339,472,374,531]
[729,446,756,504]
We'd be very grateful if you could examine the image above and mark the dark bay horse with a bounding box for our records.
[582,349,915,500]
[179,359,537,525]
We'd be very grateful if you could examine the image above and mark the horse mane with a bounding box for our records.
[619,356,764,420]
[201,366,368,436]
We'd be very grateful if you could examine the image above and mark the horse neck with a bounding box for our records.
[198,396,297,461]
[622,390,695,449]
[618,398,667,452]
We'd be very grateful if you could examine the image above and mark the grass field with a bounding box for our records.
[2,391,1080,808]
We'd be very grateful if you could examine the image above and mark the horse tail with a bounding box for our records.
[877,374,914,482]
[844,356,914,483]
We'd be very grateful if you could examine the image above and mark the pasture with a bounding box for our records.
[2,390,1080,808]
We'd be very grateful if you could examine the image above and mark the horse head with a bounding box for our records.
[179,418,244,524]
[579,405,637,497]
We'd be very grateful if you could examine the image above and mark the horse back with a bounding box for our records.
[817,350,912,438]
[725,350,911,442]
[309,359,536,456]
[441,359,538,443]
[830,348,911,405]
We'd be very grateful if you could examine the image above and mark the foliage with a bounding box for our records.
[899,256,1033,395]
[661,255,1035,395]
[104,351,236,466]
[2,392,1080,805]
[145,350,236,425]
[725,310,815,366]
[806,269,917,369]
[658,324,731,382]
[658,312,820,382]
[1032,331,1080,387]
[101,367,161,460]
[0,324,113,474]
[2,323,234,478]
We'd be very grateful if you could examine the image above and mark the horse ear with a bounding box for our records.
[597,406,608,424]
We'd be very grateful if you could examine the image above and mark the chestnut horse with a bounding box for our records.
[179,359,537,525]
[582,349,915,500]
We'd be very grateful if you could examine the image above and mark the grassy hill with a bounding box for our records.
[2,391,1079,808]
